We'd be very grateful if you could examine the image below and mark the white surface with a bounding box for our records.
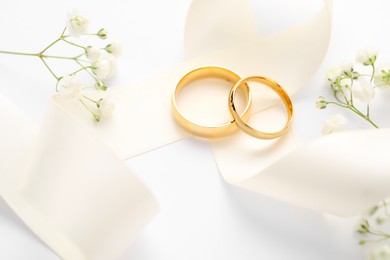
[0,0,389,259]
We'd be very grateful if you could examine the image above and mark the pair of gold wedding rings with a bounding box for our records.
[172,66,293,139]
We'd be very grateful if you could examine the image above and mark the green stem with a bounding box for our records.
[70,65,91,76]
[80,99,97,114]
[339,88,349,104]
[82,95,98,104]
[60,27,67,37]
[327,101,349,108]
[39,57,59,80]
[40,37,62,54]
[75,60,98,81]
[0,50,38,57]
[79,99,100,121]
[42,54,77,60]
[333,91,347,104]
[348,105,379,128]
[82,33,98,36]
[366,117,379,128]
[62,38,86,50]
[327,101,379,128]
[349,77,354,105]
[371,64,376,83]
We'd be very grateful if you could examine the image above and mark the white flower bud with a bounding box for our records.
[85,46,101,62]
[97,28,108,39]
[326,66,342,83]
[356,47,379,66]
[56,75,83,99]
[339,62,354,77]
[322,114,347,134]
[95,80,108,91]
[374,63,390,86]
[91,59,111,79]
[105,42,122,57]
[315,96,327,109]
[98,98,115,119]
[67,10,89,37]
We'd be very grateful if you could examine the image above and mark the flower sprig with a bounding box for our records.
[316,47,390,132]
[0,10,122,122]
[357,200,390,259]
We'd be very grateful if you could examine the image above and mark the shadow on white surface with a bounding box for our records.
[122,138,363,260]
[0,197,59,259]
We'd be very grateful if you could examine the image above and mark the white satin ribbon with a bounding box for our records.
[1,0,389,259]
[0,94,158,260]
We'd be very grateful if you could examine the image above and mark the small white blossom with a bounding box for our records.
[316,96,327,109]
[326,66,342,83]
[339,62,354,77]
[356,47,379,66]
[95,80,108,91]
[353,78,376,104]
[374,64,390,86]
[98,98,115,118]
[97,28,108,39]
[56,75,83,98]
[85,46,101,62]
[91,59,111,79]
[106,55,117,78]
[91,54,117,79]
[67,10,89,37]
[322,114,347,134]
[105,42,122,57]
[369,245,390,260]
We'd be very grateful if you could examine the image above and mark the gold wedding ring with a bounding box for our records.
[172,66,252,138]
[229,76,293,139]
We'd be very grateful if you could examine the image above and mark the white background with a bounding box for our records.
[0,0,389,259]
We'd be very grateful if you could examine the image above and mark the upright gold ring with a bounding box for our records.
[172,66,252,138]
[229,76,293,139]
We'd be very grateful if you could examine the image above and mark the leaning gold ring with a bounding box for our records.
[172,66,252,138]
[229,76,293,139]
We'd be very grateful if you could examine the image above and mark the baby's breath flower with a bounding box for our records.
[105,54,118,79]
[97,28,108,39]
[67,10,89,37]
[0,9,119,122]
[322,114,347,134]
[95,80,108,91]
[374,64,390,86]
[369,244,390,260]
[356,47,379,66]
[97,98,115,118]
[85,46,101,62]
[91,59,111,79]
[326,66,342,83]
[339,62,354,77]
[353,78,376,104]
[357,219,370,234]
[316,96,327,109]
[56,75,83,99]
[105,42,122,57]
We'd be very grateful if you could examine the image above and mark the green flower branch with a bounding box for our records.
[316,47,390,258]
[0,10,121,122]
[316,47,390,133]
[358,200,390,246]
